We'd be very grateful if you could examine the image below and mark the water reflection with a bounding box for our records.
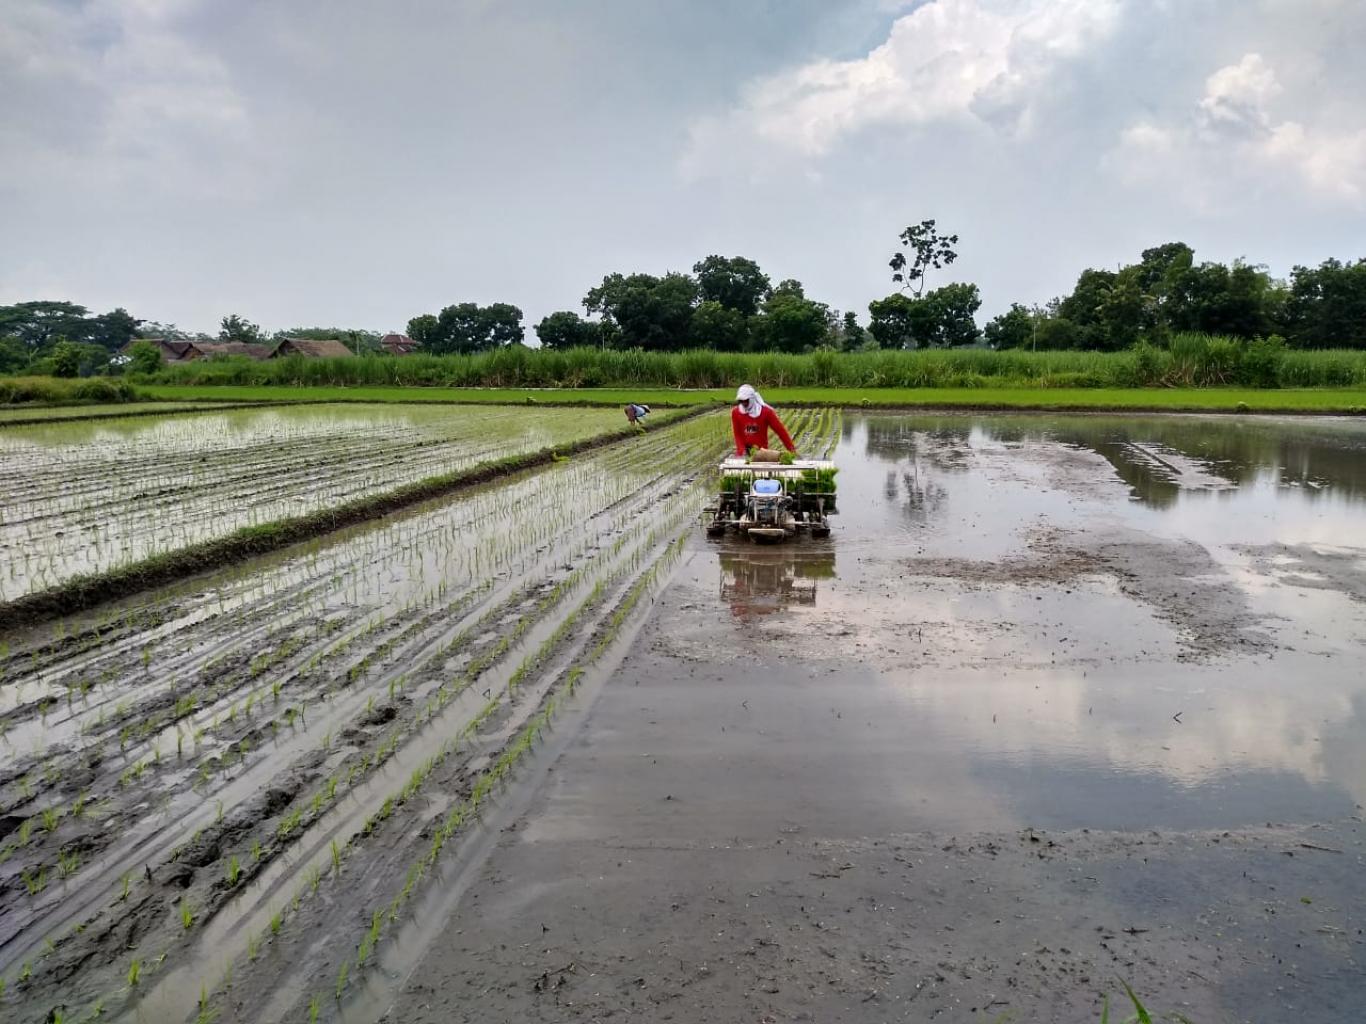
[727,413,1366,830]
[862,414,1366,510]
[718,545,836,621]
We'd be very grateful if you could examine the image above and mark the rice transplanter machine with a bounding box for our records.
[704,457,837,542]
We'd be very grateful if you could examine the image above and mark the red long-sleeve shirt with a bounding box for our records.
[732,404,795,456]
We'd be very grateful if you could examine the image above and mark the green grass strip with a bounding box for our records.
[138,384,720,407]
[135,383,1366,413]
[0,406,705,629]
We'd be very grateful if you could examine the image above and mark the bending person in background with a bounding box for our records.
[732,384,797,457]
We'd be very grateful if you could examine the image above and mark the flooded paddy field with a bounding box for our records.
[1,409,1362,1023]
[0,403,625,602]
[0,403,261,426]
[364,413,1364,1024]
[0,408,840,1023]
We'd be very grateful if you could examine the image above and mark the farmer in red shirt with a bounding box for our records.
[732,384,796,457]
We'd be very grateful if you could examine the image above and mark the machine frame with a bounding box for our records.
[703,457,837,542]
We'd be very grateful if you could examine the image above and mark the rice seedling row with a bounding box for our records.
[0,409,836,1023]
[190,410,842,1023]
[0,418,715,940]
[0,404,626,602]
[197,502,707,1024]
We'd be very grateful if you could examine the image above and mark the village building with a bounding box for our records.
[270,338,355,359]
[119,339,197,363]
[119,339,274,362]
[380,333,420,355]
[195,342,276,360]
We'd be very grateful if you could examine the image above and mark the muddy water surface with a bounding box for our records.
[732,413,1366,832]
[380,412,1366,1024]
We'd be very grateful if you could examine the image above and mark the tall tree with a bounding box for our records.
[868,283,981,348]
[406,314,440,349]
[481,303,525,348]
[841,311,867,350]
[692,255,770,316]
[984,303,1035,349]
[0,301,91,350]
[1135,242,1195,294]
[423,303,525,354]
[889,220,960,298]
[140,321,211,342]
[219,314,264,344]
[1283,258,1366,348]
[535,311,599,349]
[583,272,698,351]
[752,291,831,354]
[688,301,749,351]
[89,308,143,351]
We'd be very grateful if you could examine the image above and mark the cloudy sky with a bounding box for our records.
[3,0,1364,337]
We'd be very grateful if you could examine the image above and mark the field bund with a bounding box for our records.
[136,382,1366,414]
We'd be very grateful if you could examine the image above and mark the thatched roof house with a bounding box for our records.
[271,338,354,359]
[120,339,198,363]
[194,342,275,360]
[119,339,274,361]
[380,333,420,355]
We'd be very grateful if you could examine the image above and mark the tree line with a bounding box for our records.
[400,231,1363,355]
[4,227,1363,379]
[0,305,399,377]
[984,243,1366,352]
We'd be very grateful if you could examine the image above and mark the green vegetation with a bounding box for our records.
[3,240,1362,396]
[142,336,1366,392]
[134,382,1366,414]
[0,405,702,625]
[0,375,140,407]
[1,403,635,603]
[990,246,1366,353]
[408,302,524,353]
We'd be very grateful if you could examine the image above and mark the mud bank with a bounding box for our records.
[370,413,1366,1024]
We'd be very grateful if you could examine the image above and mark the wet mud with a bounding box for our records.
[371,413,1366,1024]
[4,410,1365,1023]
[0,409,842,1024]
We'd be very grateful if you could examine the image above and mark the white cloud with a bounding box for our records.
[1197,53,1281,136]
[1113,51,1366,206]
[1261,121,1366,202]
[683,0,1123,172]
[3,0,1364,332]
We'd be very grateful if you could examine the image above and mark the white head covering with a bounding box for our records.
[735,384,765,418]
